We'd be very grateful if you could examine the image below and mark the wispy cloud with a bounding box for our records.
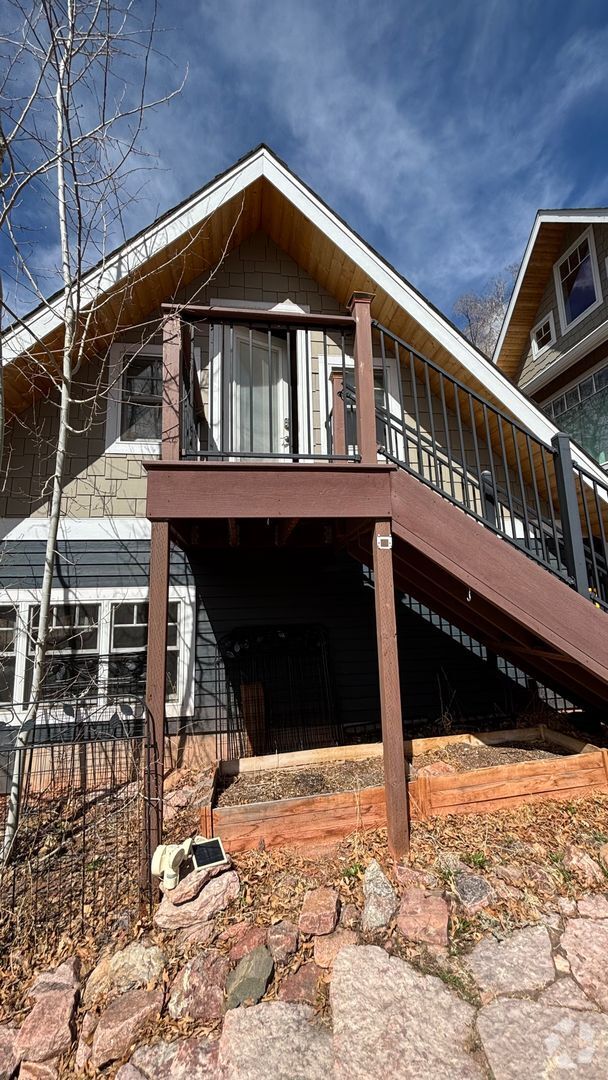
[5,0,608,322]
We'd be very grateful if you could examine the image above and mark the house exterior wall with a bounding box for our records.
[0,231,345,523]
[519,223,608,390]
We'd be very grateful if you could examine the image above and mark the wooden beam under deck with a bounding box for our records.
[145,461,395,521]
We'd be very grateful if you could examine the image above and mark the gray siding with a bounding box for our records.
[0,539,189,590]
[520,223,608,389]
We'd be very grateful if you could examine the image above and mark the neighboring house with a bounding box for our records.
[494,212,608,469]
[1,147,608,857]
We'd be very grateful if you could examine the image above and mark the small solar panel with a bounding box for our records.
[191,836,227,870]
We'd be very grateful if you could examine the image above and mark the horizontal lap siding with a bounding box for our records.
[0,539,190,589]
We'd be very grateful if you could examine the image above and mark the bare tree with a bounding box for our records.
[454,266,518,358]
[0,0,184,861]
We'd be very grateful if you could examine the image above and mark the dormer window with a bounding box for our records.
[554,227,602,334]
[530,312,555,358]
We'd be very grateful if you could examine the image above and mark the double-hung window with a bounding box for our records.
[530,312,555,359]
[0,588,193,720]
[554,228,602,334]
[109,600,180,700]
[106,344,162,454]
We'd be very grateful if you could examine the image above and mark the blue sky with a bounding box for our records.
[4,0,608,324]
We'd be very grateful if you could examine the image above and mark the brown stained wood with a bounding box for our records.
[162,314,182,461]
[429,748,605,793]
[212,785,386,853]
[143,521,170,888]
[429,782,608,819]
[388,467,608,704]
[430,762,606,810]
[349,293,378,464]
[330,370,346,455]
[145,461,395,520]
[372,520,410,858]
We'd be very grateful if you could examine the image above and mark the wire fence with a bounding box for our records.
[0,700,151,958]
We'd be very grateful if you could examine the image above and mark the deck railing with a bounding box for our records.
[369,321,608,611]
[164,303,364,464]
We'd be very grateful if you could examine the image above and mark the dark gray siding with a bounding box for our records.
[0,539,189,589]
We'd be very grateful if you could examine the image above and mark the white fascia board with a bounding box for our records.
[0,516,151,542]
[262,156,572,454]
[1,150,268,366]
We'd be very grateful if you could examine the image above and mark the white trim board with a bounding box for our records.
[0,517,151,542]
[522,316,608,397]
[3,146,607,484]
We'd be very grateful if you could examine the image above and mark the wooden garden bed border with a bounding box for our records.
[198,726,608,853]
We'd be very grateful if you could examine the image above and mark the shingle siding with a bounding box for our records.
[519,223,608,389]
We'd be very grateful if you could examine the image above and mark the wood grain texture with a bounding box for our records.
[372,520,410,858]
[349,293,377,464]
[143,520,170,879]
[145,461,394,520]
[162,314,182,461]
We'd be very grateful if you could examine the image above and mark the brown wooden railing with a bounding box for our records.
[160,295,381,465]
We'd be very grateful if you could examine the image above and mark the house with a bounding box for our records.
[494,211,608,469]
[1,146,608,859]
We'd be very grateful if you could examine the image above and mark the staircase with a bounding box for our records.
[344,323,608,711]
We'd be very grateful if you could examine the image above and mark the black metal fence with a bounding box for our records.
[0,702,150,956]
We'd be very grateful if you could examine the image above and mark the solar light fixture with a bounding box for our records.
[191,835,228,871]
[151,838,192,891]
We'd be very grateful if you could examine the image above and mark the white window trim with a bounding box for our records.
[553,226,603,337]
[105,342,162,456]
[530,310,556,360]
[543,355,608,413]
[0,584,195,724]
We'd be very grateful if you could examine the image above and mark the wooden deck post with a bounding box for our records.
[348,292,376,464]
[142,520,170,899]
[330,370,346,455]
[372,519,409,858]
[162,313,183,461]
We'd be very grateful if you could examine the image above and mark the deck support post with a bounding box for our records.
[349,292,377,464]
[142,520,170,902]
[551,433,588,596]
[372,519,409,858]
[162,313,183,461]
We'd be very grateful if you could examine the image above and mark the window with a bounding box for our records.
[0,587,194,719]
[120,355,162,441]
[105,344,163,455]
[25,603,100,703]
[545,360,608,467]
[0,607,17,705]
[530,312,555,358]
[554,228,602,334]
[109,600,179,700]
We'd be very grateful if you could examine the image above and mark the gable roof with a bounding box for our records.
[494,209,608,385]
[2,145,605,481]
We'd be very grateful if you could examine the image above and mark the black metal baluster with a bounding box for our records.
[481,404,501,530]
[438,373,455,500]
[409,351,423,475]
[394,338,406,465]
[267,328,273,455]
[467,395,485,518]
[497,416,516,540]
[323,331,331,457]
[511,427,531,551]
[453,384,470,509]
[540,447,561,573]
[341,330,348,458]
[524,433,549,565]
[423,361,440,487]
[249,326,254,455]
[379,329,392,456]
[208,323,214,456]
[578,470,598,598]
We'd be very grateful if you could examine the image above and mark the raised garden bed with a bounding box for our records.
[199,726,608,854]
